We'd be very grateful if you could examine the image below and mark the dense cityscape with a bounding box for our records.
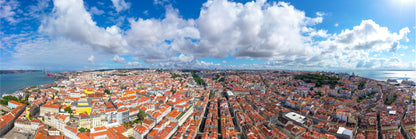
[0,70,414,139]
[1,0,415,138]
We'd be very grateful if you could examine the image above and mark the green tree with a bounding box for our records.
[218,77,225,82]
[3,96,18,101]
[385,94,397,105]
[358,82,366,90]
[25,94,30,101]
[64,107,72,114]
[0,96,19,105]
[171,89,176,95]
[79,127,86,133]
[192,73,205,85]
[138,111,146,119]
[104,89,111,95]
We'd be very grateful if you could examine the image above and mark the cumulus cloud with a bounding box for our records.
[194,0,323,60]
[330,20,409,52]
[112,55,126,64]
[126,7,199,63]
[4,0,412,70]
[110,0,130,12]
[39,0,128,54]
[306,19,412,70]
[171,54,194,62]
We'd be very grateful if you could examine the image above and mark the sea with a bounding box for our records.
[339,70,416,83]
[0,72,56,95]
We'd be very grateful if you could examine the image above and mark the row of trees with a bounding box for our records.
[0,96,18,105]
[294,73,340,89]
[385,94,397,105]
[79,127,90,133]
[192,73,205,85]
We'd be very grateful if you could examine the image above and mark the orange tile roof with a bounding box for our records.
[133,124,149,134]
[42,103,60,109]
[65,126,78,133]
[117,107,128,113]
[166,109,181,118]
[94,126,107,131]
[77,132,91,139]
[8,100,24,106]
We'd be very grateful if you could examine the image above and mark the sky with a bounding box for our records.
[0,0,415,71]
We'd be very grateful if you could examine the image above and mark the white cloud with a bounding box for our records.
[334,23,339,27]
[112,55,126,64]
[195,0,322,60]
[5,0,412,71]
[127,61,141,66]
[316,12,325,17]
[27,0,50,19]
[309,29,328,38]
[88,55,95,64]
[0,0,19,23]
[329,20,409,52]
[39,0,128,54]
[172,54,194,62]
[89,6,104,15]
[154,0,171,5]
[127,7,199,63]
[4,35,111,70]
[110,0,130,12]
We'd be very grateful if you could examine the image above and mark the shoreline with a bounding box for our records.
[0,70,43,74]
[2,81,58,98]
[0,72,59,96]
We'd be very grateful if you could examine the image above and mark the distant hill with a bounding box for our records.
[0,70,42,74]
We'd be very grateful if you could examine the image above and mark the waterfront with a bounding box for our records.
[345,70,416,83]
[0,72,55,95]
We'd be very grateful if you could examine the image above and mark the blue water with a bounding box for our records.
[0,72,56,95]
[336,70,416,82]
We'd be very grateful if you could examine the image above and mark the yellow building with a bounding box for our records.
[84,88,95,94]
[75,107,92,115]
[72,100,92,115]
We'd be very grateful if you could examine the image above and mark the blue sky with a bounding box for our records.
[0,0,415,71]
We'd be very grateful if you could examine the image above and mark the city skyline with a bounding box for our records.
[1,0,415,71]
